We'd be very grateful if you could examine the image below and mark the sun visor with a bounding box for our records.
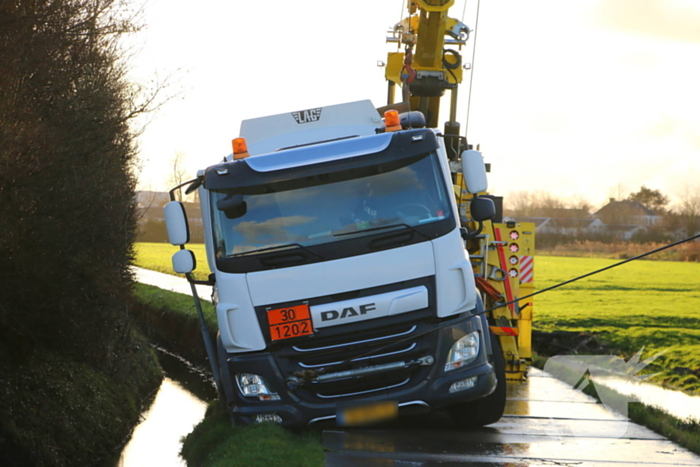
[203,129,439,192]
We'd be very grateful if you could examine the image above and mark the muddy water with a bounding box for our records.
[593,375,700,423]
[114,350,216,466]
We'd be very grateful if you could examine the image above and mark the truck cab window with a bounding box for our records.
[210,152,453,267]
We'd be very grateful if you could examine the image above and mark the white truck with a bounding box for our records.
[164,100,505,427]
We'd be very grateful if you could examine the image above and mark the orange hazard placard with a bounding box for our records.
[267,304,313,341]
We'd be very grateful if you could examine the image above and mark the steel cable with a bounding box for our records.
[330,232,700,372]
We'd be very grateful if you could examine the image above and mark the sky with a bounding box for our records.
[127,0,700,209]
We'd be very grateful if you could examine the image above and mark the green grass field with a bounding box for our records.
[534,256,700,393]
[134,242,209,281]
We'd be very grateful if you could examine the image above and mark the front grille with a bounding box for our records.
[315,378,411,399]
[293,325,417,361]
[297,342,418,369]
[274,317,438,402]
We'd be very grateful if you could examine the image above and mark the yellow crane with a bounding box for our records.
[385,0,467,149]
[385,0,533,380]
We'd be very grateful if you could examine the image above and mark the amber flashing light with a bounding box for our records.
[384,110,402,132]
[232,137,249,159]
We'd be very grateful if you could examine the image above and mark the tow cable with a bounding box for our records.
[288,233,700,386]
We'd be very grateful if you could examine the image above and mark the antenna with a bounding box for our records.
[464,0,481,142]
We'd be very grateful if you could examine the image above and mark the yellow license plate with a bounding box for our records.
[337,401,398,426]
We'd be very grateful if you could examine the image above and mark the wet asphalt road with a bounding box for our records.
[323,368,700,466]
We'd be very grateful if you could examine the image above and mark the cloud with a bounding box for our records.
[591,0,700,43]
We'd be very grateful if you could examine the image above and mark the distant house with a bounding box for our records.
[592,198,666,240]
[513,209,603,237]
[594,199,663,227]
[547,217,605,236]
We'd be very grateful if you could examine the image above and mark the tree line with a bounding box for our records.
[504,185,700,244]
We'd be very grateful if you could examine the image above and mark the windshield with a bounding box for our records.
[210,152,454,268]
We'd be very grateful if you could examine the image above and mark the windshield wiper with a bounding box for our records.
[333,223,431,241]
[228,243,325,259]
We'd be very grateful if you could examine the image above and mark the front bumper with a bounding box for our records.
[221,312,497,426]
[235,360,495,426]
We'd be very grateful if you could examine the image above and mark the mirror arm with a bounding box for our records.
[186,274,215,286]
[169,177,203,201]
[462,221,484,240]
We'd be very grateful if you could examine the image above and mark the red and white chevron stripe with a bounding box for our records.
[520,255,534,283]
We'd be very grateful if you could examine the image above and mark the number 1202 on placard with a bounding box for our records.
[267,304,313,341]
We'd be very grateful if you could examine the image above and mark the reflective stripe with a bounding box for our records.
[520,256,534,283]
[489,326,519,336]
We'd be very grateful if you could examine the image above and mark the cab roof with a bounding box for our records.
[239,100,383,156]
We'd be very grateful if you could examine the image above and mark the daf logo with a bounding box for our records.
[291,108,322,124]
[320,303,376,322]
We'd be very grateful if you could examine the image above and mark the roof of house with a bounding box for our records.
[594,200,658,217]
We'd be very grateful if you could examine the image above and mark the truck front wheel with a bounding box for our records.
[449,332,506,429]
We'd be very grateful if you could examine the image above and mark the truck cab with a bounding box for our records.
[165,100,505,427]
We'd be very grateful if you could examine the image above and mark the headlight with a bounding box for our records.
[235,373,281,401]
[444,331,480,372]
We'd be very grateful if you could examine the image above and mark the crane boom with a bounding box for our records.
[387,1,534,382]
[385,0,470,146]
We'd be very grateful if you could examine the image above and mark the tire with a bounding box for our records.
[449,332,507,429]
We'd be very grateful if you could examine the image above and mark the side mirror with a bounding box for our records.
[461,149,488,194]
[164,201,190,245]
[217,193,247,219]
[172,249,196,274]
[470,196,495,222]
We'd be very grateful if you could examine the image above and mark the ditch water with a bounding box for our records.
[593,375,700,423]
[111,349,215,466]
